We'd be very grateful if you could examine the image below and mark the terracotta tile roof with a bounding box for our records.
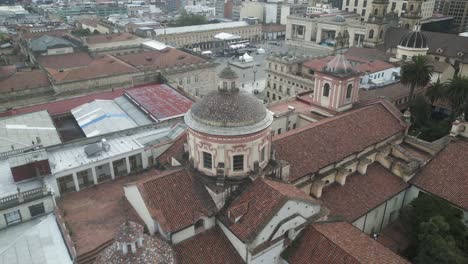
[79,18,100,28]
[0,67,50,93]
[137,169,217,233]
[410,139,468,210]
[85,32,139,44]
[345,47,391,62]
[156,132,187,166]
[321,164,409,222]
[221,178,316,242]
[174,227,244,264]
[359,82,427,103]
[43,55,139,83]
[115,49,207,71]
[37,52,94,70]
[273,101,406,182]
[289,221,411,264]
[303,53,394,74]
[125,83,193,120]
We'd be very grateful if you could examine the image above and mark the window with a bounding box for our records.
[187,76,191,84]
[231,81,236,89]
[203,152,212,169]
[346,0,350,6]
[374,8,378,15]
[363,0,367,7]
[273,94,276,100]
[369,29,374,39]
[267,91,270,98]
[233,155,244,171]
[362,9,366,16]
[57,174,75,194]
[323,83,330,97]
[261,147,266,162]
[287,88,290,95]
[4,210,21,225]
[29,203,45,217]
[391,2,396,10]
[223,81,228,89]
[346,84,353,99]
[402,3,407,10]
[195,74,199,82]
[379,30,383,39]
[354,0,358,7]
[273,83,277,90]
[278,128,282,135]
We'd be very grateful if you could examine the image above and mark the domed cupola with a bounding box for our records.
[323,53,355,77]
[184,66,273,178]
[399,27,428,49]
[396,24,429,61]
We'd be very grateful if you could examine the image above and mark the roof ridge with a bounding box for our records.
[273,100,393,142]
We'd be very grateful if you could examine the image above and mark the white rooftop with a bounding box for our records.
[0,160,42,197]
[142,40,169,50]
[48,125,180,174]
[214,32,241,40]
[0,111,61,154]
[0,214,72,264]
[154,21,250,36]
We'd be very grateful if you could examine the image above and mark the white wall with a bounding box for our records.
[251,200,320,248]
[249,239,284,264]
[265,3,278,24]
[0,196,54,230]
[218,220,248,261]
[123,185,156,234]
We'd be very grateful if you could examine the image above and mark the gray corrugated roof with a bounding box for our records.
[30,35,75,52]
[114,96,152,126]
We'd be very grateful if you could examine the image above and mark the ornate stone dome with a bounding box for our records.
[185,89,273,136]
[399,28,428,49]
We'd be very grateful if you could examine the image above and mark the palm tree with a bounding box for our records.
[401,55,434,105]
[425,78,446,106]
[445,76,468,120]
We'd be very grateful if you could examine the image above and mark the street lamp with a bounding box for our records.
[253,66,258,83]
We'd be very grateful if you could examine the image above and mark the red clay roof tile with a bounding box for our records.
[273,101,406,182]
[410,139,468,210]
[289,221,410,264]
[321,164,409,222]
[174,227,244,264]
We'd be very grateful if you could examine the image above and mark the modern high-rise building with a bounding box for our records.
[440,0,468,32]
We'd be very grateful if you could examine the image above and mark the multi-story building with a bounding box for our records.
[154,21,262,49]
[440,0,468,32]
[341,0,434,21]
[264,53,317,102]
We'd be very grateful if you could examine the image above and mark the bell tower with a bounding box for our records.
[311,54,362,112]
[364,0,389,47]
[218,66,239,91]
[400,0,423,30]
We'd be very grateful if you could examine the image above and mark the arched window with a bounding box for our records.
[323,83,330,97]
[374,8,378,15]
[410,4,414,11]
[404,23,410,29]
[369,29,374,39]
[379,30,384,39]
[346,84,353,99]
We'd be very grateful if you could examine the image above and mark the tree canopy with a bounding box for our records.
[401,55,433,105]
[400,194,468,262]
[170,10,208,27]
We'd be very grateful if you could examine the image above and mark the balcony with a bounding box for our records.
[0,187,52,211]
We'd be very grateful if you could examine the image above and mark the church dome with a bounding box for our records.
[190,89,266,128]
[399,29,428,49]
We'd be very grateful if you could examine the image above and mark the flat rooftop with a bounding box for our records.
[125,84,193,121]
[56,174,149,257]
[154,21,250,35]
[0,160,42,197]
[0,110,61,154]
[0,213,72,264]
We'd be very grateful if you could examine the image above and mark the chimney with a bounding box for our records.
[357,157,372,175]
[310,179,325,198]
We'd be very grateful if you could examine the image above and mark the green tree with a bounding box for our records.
[409,95,451,141]
[400,194,468,260]
[401,55,434,105]
[425,78,446,106]
[171,10,208,27]
[414,216,467,264]
[445,75,468,120]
